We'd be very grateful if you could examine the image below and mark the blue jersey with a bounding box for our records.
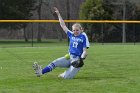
[67,30,86,57]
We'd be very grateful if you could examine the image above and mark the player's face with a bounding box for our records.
[72,27,81,36]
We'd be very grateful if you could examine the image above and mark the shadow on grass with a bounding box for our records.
[75,76,125,80]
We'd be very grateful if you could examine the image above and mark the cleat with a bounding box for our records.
[33,62,42,77]
[58,73,64,78]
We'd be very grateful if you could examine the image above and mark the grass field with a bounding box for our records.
[0,43,140,93]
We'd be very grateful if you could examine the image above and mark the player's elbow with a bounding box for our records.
[61,26,68,33]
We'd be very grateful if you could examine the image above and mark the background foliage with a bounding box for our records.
[0,0,140,42]
[0,0,36,29]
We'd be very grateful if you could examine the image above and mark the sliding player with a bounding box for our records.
[33,7,90,79]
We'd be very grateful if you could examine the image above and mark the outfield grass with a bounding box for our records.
[0,43,140,93]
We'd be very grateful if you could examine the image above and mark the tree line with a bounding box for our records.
[80,0,140,42]
[0,0,140,42]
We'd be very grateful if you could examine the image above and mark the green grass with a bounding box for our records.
[0,43,140,93]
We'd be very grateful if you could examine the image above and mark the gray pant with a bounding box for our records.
[51,55,80,79]
[52,55,79,68]
[52,57,71,68]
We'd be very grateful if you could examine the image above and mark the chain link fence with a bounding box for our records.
[0,20,139,47]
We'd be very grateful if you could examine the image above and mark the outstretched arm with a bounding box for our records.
[54,7,69,33]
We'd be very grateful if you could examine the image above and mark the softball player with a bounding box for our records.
[33,7,90,79]
[58,31,90,79]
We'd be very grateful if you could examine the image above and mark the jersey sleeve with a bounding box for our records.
[82,32,90,48]
[83,35,87,48]
[67,30,73,37]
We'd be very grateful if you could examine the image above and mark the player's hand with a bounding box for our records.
[79,58,84,67]
[71,58,84,68]
[54,7,59,14]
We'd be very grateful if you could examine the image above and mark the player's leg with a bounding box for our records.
[42,57,70,74]
[58,66,80,79]
[33,56,70,77]
[58,55,81,79]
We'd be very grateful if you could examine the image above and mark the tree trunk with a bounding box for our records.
[122,0,126,43]
[23,25,28,42]
[37,0,43,42]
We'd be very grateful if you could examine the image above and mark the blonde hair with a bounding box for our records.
[72,23,84,32]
